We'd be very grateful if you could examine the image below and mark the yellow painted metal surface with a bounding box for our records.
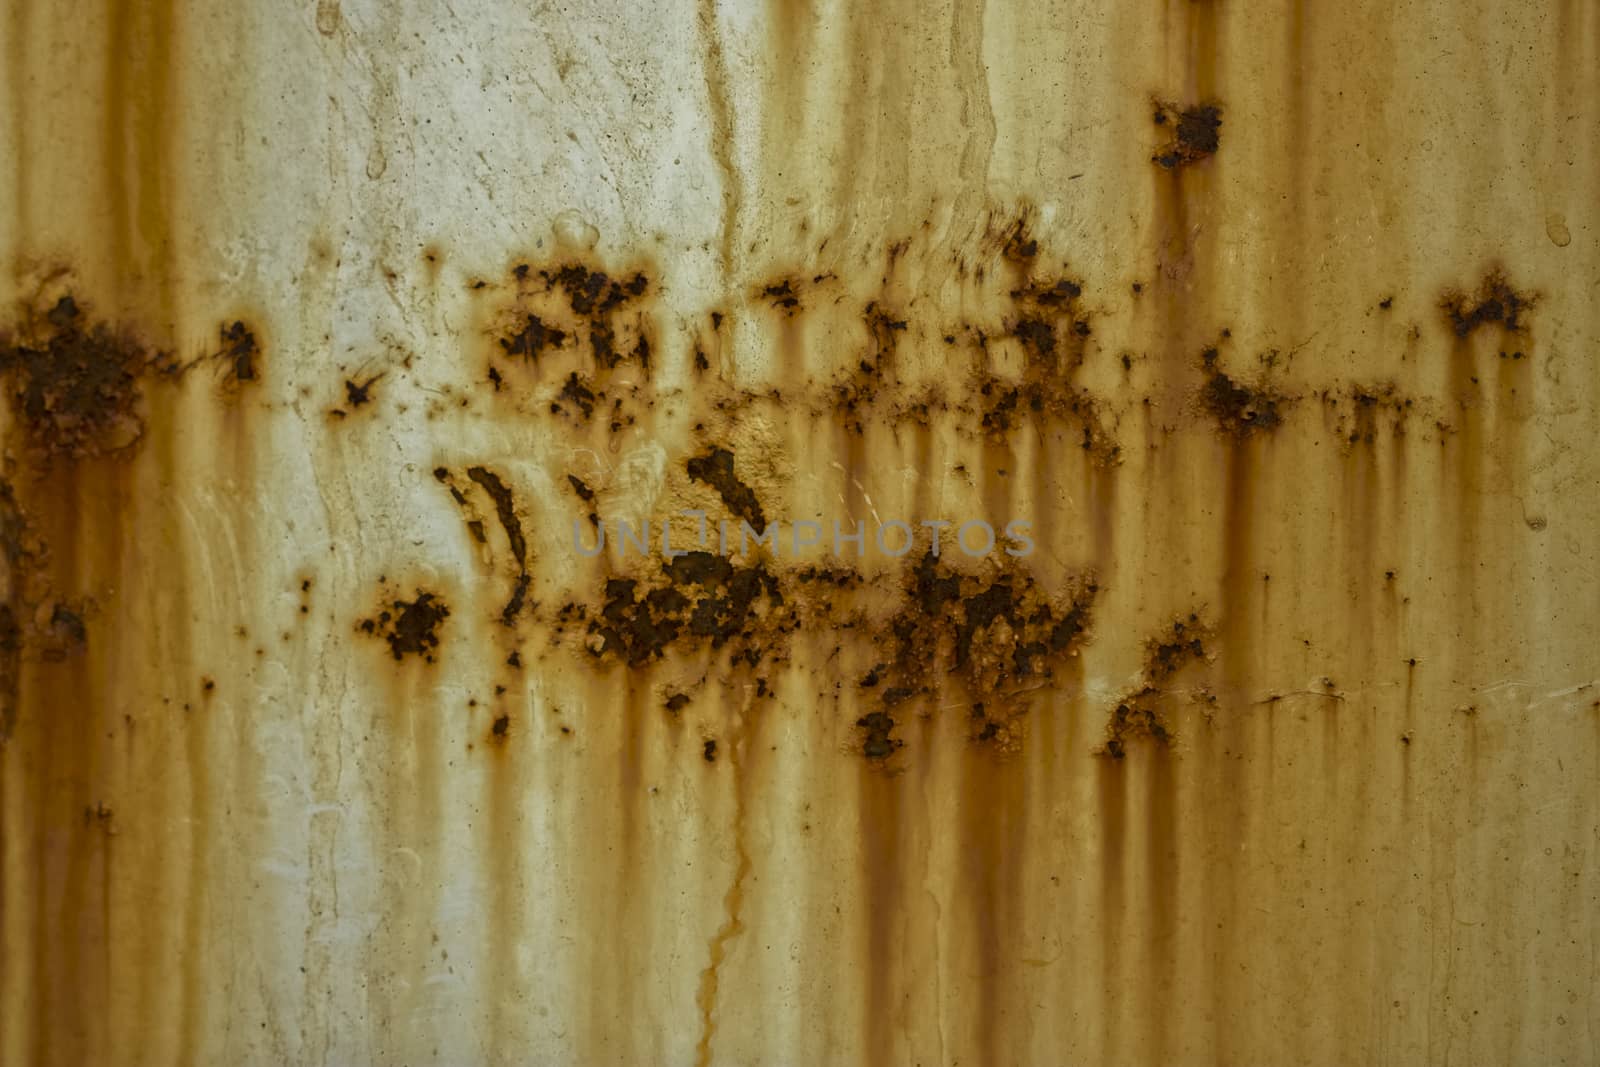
[2,1,1598,1064]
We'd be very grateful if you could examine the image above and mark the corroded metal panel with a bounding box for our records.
[1,1,1597,1064]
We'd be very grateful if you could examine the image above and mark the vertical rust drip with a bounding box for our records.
[26,456,126,1066]
[1096,757,1126,1059]
[857,758,902,1066]
[693,690,756,1067]
[103,0,179,320]
[483,677,525,1066]
[7,0,29,246]
[1145,749,1179,1064]
[960,750,1024,1066]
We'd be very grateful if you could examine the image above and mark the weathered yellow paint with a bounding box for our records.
[2,0,1598,1064]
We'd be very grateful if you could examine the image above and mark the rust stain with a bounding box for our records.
[2,0,1598,1063]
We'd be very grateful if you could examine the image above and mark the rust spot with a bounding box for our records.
[1200,348,1283,437]
[217,321,260,382]
[1152,101,1222,168]
[360,590,450,663]
[1440,270,1536,338]
[0,294,171,459]
[344,374,382,407]
[702,738,718,762]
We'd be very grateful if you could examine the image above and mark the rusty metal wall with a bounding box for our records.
[1,0,1597,1064]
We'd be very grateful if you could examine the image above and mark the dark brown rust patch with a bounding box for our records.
[855,710,901,760]
[216,321,260,382]
[1440,270,1536,338]
[465,466,527,569]
[1152,101,1223,169]
[1200,348,1284,437]
[0,294,173,459]
[686,447,768,529]
[587,556,786,667]
[359,590,451,662]
[344,374,382,408]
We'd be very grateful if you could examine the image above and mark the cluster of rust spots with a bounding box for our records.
[504,262,652,369]
[358,590,451,662]
[976,373,1118,460]
[0,295,174,460]
[501,313,569,363]
[827,302,909,432]
[1440,271,1535,339]
[687,446,767,528]
[1320,383,1414,447]
[1000,219,1040,263]
[1099,613,1213,759]
[484,260,656,430]
[1199,347,1284,437]
[1152,101,1223,169]
[1008,274,1090,367]
[861,552,1099,756]
[1101,694,1171,758]
[1145,613,1209,682]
